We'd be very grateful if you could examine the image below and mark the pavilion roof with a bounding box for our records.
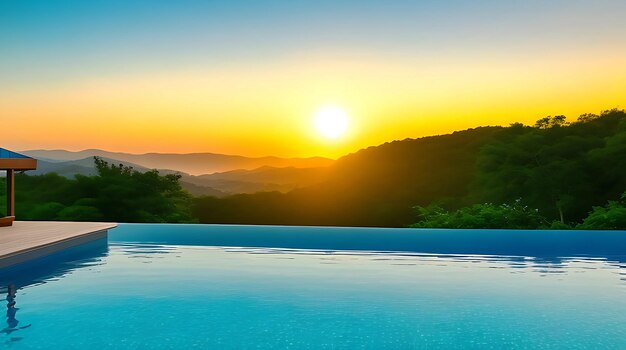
[0,148,32,159]
[0,148,37,170]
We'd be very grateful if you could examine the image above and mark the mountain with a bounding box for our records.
[28,156,328,197]
[29,158,99,177]
[30,157,141,177]
[187,166,330,194]
[21,149,333,175]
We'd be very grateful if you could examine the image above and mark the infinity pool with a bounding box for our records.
[1,224,625,349]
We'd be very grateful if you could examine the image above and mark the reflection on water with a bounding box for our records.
[110,223,626,258]
[1,241,624,291]
[217,245,626,280]
[0,239,625,348]
[0,238,108,289]
[117,243,180,262]
[2,284,31,340]
[0,238,108,345]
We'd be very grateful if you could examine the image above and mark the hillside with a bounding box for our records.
[193,109,626,227]
[193,126,504,226]
[188,166,330,194]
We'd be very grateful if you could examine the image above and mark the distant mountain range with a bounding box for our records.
[190,166,330,195]
[21,149,333,175]
[22,150,332,197]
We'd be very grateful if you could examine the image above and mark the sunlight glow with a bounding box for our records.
[314,106,349,139]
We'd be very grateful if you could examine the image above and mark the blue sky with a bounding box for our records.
[3,0,625,86]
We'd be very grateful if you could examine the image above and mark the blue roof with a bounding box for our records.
[0,148,33,159]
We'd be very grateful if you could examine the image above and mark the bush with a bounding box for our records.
[577,192,626,230]
[410,200,548,229]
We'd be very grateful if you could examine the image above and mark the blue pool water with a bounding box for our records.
[1,224,625,349]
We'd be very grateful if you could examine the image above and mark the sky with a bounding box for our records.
[1,0,625,158]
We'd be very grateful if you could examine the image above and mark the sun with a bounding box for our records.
[313,106,349,139]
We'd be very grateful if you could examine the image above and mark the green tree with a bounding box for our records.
[472,110,625,224]
[534,115,568,129]
[67,157,195,222]
[4,158,195,223]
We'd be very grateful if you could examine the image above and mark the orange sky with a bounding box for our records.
[2,1,625,158]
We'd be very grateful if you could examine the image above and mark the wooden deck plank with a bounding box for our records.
[0,221,117,268]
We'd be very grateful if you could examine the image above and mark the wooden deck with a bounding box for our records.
[0,221,117,269]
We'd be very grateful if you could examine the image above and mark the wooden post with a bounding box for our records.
[6,169,14,217]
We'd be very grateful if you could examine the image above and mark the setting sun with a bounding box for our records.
[314,106,349,140]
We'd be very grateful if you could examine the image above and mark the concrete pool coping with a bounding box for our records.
[0,221,116,269]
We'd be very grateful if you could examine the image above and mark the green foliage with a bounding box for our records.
[547,221,572,230]
[57,205,104,221]
[577,192,626,230]
[410,201,548,229]
[534,115,569,129]
[412,109,626,229]
[471,109,626,224]
[3,157,194,223]
[28,202,65,220]
[192,191,300,225]
[574,113,600,124]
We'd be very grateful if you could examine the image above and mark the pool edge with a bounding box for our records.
[0,222,116,269]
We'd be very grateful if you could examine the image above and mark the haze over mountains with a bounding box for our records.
[21,149,333,197]
[22,149,333,175]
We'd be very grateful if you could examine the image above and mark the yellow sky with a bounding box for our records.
[2,50,625,158]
